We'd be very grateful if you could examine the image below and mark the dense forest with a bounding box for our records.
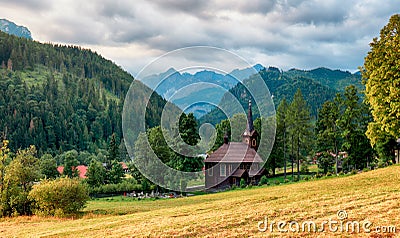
[0,31,173,156]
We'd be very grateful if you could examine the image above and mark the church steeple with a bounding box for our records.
[246,100,254,133]
[242,100,259,150]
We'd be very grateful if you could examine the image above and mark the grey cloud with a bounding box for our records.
[230,0,278,14]
[276,0,351,25]
[151,0,208,13]
[96,1,136,19]
[0,0,53,11]
[1,0,399,73]
[150,0,214,19]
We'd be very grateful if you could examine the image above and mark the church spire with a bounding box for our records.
[242,100,259,150]
[246,100,254,133]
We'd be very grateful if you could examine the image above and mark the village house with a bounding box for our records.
[57,162,129,178]
[204,101,267,190]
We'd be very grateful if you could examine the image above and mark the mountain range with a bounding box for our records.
[140,64,264,117]
[0,19,32,39]
[141,63,363,120]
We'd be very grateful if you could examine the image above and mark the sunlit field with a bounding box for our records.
[0,165,399,237]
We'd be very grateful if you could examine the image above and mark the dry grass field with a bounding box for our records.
[0,165,399,237]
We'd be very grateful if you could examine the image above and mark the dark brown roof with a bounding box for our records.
[205,142,263,163]
[249,168,266,177]
[231,169,247,177]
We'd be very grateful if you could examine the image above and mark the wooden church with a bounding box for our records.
[204,101,267,190]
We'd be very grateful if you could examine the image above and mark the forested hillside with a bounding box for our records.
[286,67,363,93]
[0,31,172,156]
[200,67,339,125]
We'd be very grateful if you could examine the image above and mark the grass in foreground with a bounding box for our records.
[0,165,399,237]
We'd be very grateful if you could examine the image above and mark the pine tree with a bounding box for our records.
[39,154,59,179]
[316,100,341,174]
[106,133,119,170]
[86,160,106,186]
[287,89,312,181]
[337,86,373,170]
[179,113,200,146]
[276,99,289,178]
[63,150,79,178]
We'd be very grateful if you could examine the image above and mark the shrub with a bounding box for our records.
[88,181,142,195]
[300,161,309,174]
[240,178,246,188]
[377,161,388,168]
[231,184,237,190]
[350,169,358,175]
[303,176,309,181]
[274,180,280,185]
[29,178,89,217]
[315,173,323,179]
[259,175,268,186]
[362,168,371,172]
[284,179,290,183]
[338,171,344,176]
[325,171,332,177]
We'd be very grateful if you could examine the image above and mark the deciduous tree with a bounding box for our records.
[362,14,400,146]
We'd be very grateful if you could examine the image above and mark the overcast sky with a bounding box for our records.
[1,0,399,75]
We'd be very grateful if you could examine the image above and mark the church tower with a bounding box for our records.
[242,100,259,150]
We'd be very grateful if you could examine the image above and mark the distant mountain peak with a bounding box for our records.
[253,63,264,71]
[0,19,32,40]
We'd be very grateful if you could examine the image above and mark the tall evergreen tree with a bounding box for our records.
[179,113,201,146]
[39,154,59,179]
[316,100,341,174]
[337,86,373,170]
[276,98,289,178]
[106,133,119,170]
[108,160,124,184]
[287,89,312,181]
[86,160,106,187]
[63,150,79,178]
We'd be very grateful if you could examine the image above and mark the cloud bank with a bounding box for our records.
[0,0,398,73]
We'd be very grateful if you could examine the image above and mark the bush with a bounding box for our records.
[377,161,388,168]
[350,169,358,175]
[315,173,323,179]
[325,171,333,177]
[274,180,280,185]
[88,181,142,195]
[29,178,89,217]
[240,178,246,188]
[338,171,344,176]
[231,184,237,190]
[300,161,309,174]
[259,175,268,186]
[284,179,290,183]
[362,167,371,172]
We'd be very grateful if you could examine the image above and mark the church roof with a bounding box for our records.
[205,142,263,163]
[231,169,247,177]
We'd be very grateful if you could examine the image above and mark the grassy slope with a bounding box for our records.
[1,166,399,237]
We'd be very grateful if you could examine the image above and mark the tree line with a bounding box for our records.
[210,85,385,179]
